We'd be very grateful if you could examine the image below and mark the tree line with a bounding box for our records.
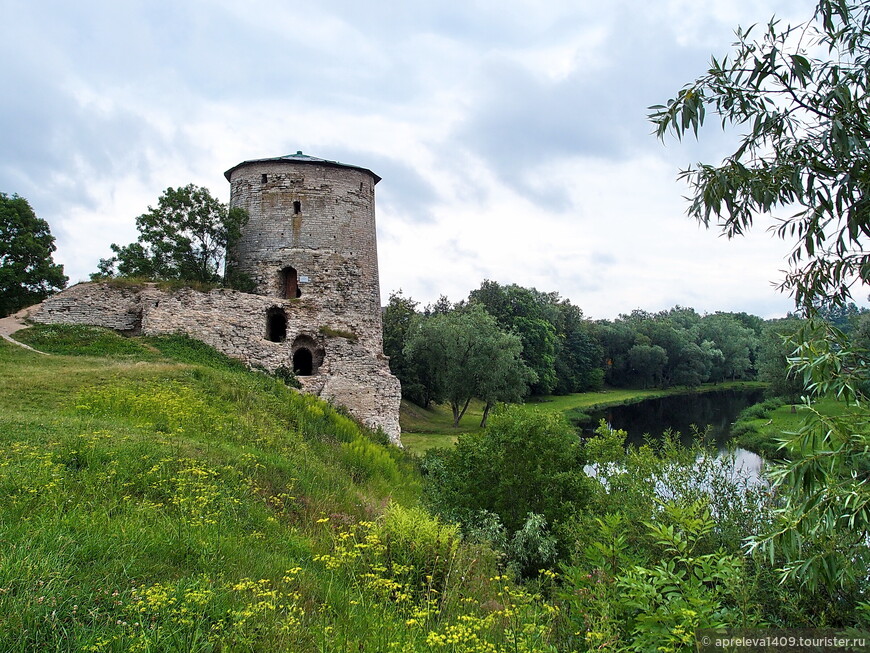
[384,279,870,418]
[420,0,870,633]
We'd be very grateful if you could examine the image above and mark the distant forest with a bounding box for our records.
[384,280,870,415]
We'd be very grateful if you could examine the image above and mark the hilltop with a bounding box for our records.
[0,325,557,652]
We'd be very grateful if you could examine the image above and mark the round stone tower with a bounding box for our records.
[223,152,400,444]
[224,152,385,354]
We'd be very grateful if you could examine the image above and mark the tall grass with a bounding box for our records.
[0,326,563,652]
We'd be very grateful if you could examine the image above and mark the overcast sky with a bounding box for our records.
[2,0,834,320]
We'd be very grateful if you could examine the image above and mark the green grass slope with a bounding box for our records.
[1,326,562,652]
[731,395,858,458]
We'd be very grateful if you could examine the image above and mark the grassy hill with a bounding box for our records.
[0,325,557,652]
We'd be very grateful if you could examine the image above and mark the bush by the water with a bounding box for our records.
[422,406,591,575]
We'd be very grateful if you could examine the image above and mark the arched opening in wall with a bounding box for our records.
[293,348,313,376]
[291,335,324,376]
[281,266,301,299]
[265,308,287,342]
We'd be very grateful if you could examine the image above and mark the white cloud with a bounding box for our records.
[1,0,848,319]
[376,151,797,319]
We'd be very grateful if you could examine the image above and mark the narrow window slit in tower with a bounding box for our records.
[261,174,267,183]
[293,201,301,214]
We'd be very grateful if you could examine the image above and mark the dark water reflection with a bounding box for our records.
[580,389,767,483]
[582,389,765,448]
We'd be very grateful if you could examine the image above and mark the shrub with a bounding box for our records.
[274,365,301,388]
[728,421,757,438]
[423,406,591,572]
[505,512,558,578]
[738,398,783,421]
[563,407,592,426]
[559,500,756,650]
[376,503,460,594]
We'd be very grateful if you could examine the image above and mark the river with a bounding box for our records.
[578,388,767,482]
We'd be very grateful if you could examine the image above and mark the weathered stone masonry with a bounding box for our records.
[32,153,402,444]
[225,152,383,355]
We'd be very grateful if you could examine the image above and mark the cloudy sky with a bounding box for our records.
[2,0,829,320]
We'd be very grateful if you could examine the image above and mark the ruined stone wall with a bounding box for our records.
[25,282,145,332]
[31,282,401,444]
[227,161,384,353]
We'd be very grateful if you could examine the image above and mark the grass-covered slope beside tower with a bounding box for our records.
[0,325,559,652]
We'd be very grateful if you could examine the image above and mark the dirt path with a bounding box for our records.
[0,304,48,354]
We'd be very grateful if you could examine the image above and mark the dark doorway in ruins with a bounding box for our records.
[291,334,324,376]
[293,348,313,376]
[281,266,302,299]
[266,308,287,342]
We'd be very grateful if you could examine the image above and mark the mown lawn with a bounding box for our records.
[398,399,486,452]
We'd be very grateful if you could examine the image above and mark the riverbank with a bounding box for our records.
[525,381,766,426]
[400,381,767,453]
[731,395,855,458]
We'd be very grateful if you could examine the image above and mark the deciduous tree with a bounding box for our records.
[553,302,605,393]
[628,343,668,388]
[382,291,426,403]
[700,313,757,381]
[652,0,870,595]
[0,193,66,317]
[756,317,806,401]
[422,406,590,537]
[650,1,870,308]
[96,184,247,285]
[403,305,533,425]
[469,280,588,395]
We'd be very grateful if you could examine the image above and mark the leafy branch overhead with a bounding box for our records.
[95,184,248,285]
[649,0,870,308]
[653,0,870,599]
